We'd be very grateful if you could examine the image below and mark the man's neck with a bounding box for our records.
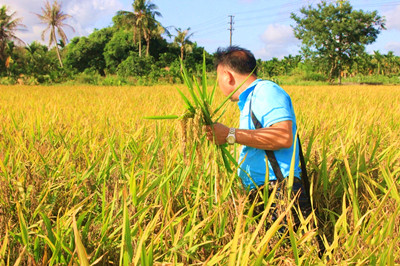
[236,75,258,95]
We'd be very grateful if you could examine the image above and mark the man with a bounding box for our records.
[205,46,310,225]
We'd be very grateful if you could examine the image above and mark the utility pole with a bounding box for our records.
[228,15,234,46]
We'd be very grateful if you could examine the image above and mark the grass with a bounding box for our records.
[0,84,399,264]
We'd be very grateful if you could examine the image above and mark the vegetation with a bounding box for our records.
[35,0,74,68]
[1,0,400,263]
[0,82,399,264]
[291,0,385,84]
[0,5,25,75]
[115,0,163,58]
[174,27,194,61]
[0,0,399,85]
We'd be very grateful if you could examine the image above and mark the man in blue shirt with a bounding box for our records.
[205,46,310,226]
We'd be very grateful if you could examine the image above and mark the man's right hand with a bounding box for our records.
[204,123,230,145]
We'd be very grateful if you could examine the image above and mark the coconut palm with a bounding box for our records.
[143,20,169,57]
[36,0,74,68]
[116,0,161,57]
[372,50,384,75]
[0,5,25,61]
[174,27,194,60]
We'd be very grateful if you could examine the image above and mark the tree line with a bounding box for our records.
[1,0,400,85]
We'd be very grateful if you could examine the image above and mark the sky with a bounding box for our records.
[3,0,400,60]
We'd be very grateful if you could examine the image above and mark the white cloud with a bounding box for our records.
[5,0,125,45]
[255,23,300,60]
[65,0,124,35]
[385,41,400,55]
[384,4,400,31]
[18,25,47,46]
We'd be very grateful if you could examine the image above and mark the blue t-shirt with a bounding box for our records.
[237,79,301,190]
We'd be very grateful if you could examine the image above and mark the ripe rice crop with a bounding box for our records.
[0,84,399,264]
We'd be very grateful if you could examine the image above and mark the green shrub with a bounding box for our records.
[117,53,154,77]
[74,69,102,84]
[303,72,327,81]
[0,77,16,85]
[100,75,127,86]
[344,74,400,84]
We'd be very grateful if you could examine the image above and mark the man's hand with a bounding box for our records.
[204,123,230,145]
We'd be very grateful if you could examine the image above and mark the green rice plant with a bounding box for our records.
[145,52,253,175]
[0,228,8,265]
[72,214,90,265]
[120,187,133,265]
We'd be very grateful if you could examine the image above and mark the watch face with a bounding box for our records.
[227,135,235,144]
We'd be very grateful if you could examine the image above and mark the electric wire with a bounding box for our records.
[188,0,400,45]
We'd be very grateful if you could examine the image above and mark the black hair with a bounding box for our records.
[214,46,257,76]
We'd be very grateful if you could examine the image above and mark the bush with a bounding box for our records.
[100,75,128,86]
[0,77,16,85]
[26,76,39,85]
[344,74,400,85]
[303,72,327,81]
[74,69,102,85]
[117,53,154,77]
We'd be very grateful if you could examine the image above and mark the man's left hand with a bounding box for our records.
[204,123,230,145]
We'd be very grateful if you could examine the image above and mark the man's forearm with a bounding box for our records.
[235,124,293,150]
[205,121,293,149]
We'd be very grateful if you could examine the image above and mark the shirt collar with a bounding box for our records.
[237,79,262,111]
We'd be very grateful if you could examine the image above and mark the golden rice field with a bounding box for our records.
[0,84,399,265]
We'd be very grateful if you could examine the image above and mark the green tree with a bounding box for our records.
[382,51,398,75]
[36,0,74,68]
[0,5,25,73]
[352,52,373,75]
[143,21,167,57]
[20,41,60,83]
[104,30,135,73]
[291,0,385,84]
[372,50,384,75]
[25,41,57,75]
[64,27,114,75]
[173,27,194,60]
[117,51,154,77]
[116,0,161,57]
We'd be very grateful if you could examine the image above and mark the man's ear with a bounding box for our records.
[226,70,235,86]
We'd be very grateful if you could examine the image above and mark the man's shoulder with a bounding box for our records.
[254,80,288,98]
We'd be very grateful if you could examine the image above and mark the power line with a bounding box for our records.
[190,17,227,30]
[192,23,227,38]
[189,0,400,45]
[194,24,229,37]
[192,21,227,32]
[234,17,292,30]
[233,1,305,16]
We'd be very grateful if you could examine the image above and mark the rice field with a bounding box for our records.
[0,84,399,265]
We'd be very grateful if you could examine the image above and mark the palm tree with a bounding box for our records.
[384,51,397,75]
[143,21,168,57]
[116,0,161,57]
[372,50,384,75]
[36,0,74,68]
[174,27,194,60]
[0,5,25,61]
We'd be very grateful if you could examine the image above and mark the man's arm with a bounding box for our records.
[205,121,293,150]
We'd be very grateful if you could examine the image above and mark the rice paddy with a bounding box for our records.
[0,84,399,264]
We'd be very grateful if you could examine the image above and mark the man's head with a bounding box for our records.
[214,46,257,101]
[215,46,257,76]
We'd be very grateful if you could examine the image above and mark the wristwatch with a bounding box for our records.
[226,128,236,145]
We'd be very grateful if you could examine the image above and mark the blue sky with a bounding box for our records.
[5,0,400,60]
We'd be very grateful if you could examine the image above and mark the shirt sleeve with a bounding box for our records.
[251,81,293,128]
